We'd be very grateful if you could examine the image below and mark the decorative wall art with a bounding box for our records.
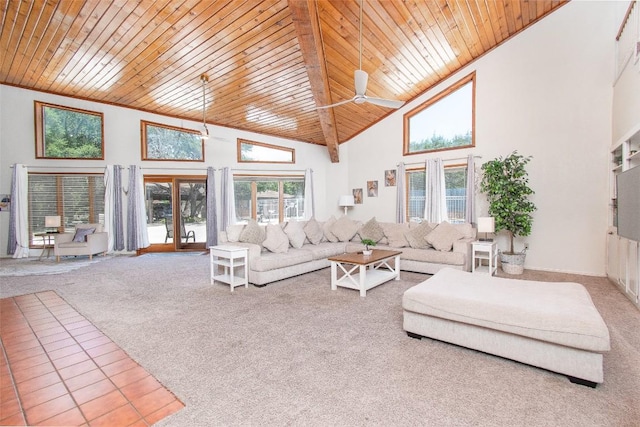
[367,181,378,197]
[0,195,9,212]
[385,170,396,186]
[353,188,363,204]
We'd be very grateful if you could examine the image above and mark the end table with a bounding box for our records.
[209,245,249,292]
[471,241,498,276]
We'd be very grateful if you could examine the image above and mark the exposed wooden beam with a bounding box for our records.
[288,0,340,163]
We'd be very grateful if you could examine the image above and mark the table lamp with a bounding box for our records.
[477,217,495,241]
[338,195,355,215]
[44,215,61,233]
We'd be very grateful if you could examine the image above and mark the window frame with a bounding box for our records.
[141,120,205,162]
[405,164,468,223]
[403,72,476,156]
[34,101,105,160]
[237,139,295,164]
[233,174,305,224]
[28,172,105,247]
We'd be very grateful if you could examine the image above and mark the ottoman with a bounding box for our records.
[402,268,611,387]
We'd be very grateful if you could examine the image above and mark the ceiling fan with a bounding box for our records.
[318,0,405,110]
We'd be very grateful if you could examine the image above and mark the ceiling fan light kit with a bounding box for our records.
[200,73,209,140]
[318,0,405,111]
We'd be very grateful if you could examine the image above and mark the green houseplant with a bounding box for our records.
[480,151,536,274]
[361,239,377,256]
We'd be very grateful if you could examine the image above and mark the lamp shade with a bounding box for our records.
[477,217,495,233]
[45,215,61,228]
[338,195,355,207]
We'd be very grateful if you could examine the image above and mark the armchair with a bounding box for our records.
[54,223,108,262]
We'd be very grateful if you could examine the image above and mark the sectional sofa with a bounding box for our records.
[218,215,477,286]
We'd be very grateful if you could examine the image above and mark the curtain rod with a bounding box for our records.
[397,155,482,167]
[231,168,307,173]
[9,164,106,170]
[130,166,211,171]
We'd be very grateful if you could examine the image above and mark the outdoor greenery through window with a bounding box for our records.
[28,174,105,245]
[234,176,304,224]
[404,73,475,155]
[35,101,104,159]
[141,121,204,161]
[406,166,468,223]
[238,139,295,163]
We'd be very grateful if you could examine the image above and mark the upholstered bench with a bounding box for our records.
[402,268,610,387]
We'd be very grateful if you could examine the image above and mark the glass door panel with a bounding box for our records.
[145,181,173,247]
[177,180,206,249]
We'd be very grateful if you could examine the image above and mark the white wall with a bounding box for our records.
[346,1,618,276]
[0,85,350,256]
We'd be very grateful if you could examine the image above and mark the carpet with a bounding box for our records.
[1,254,639,426]
[0,256,108,277]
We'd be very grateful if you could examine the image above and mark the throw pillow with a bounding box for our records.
[331,215,359,242]
[284,221,306,249]
[426,221,464,252]
[358,217,385,243]
[322,215,339,243]
[262,224,290,253]
[381,223,409,248]
[226,224,245,242]
[239,219,265,245]
[404,222,433,249]
[303,217,324,245]
[72,227,95,243]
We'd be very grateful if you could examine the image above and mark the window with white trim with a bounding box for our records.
[28,174,105,246]
[406,166,468,223]
[233,175,305,224]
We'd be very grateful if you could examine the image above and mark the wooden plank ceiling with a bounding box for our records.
[0,0,567,162]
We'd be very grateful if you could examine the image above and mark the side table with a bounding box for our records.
[471,241,498,276]
[209,245,249,292]
[35,232,59,260]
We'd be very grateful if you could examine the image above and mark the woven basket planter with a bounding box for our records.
[500,252,526,275]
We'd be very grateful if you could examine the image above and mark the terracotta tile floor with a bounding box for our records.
[1,291,184,426]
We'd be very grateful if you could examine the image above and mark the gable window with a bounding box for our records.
[141,121,204,161]
[403,73,475,155]
[28,173,105,246]
[233,175,304,224]
[35,102,104,159]
[406,165,468,223]
[238,139,295,163]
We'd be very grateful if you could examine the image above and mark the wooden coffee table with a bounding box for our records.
[328,250,402,297]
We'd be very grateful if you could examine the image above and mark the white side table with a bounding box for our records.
[209,245,249,291]
[472,241,498,276]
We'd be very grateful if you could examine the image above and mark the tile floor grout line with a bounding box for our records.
[0,303,27,426]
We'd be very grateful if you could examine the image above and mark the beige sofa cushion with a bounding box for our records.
[400,247,465,266]
[323,215,339,243]
[239,220,265,245]
[331,216,359,242]
[284,221,306,249]
[263,224,289,253]
[404,222,433,249]
[381,223,409,248]
[358,217,385,242]
[303,218,324,245]
[252,249,313,272]
[426,221,463,251]
[226,224,245,242]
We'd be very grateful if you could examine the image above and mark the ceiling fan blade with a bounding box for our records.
[365,97,405,109]
[354,69,368,96]
[316,97,355,110]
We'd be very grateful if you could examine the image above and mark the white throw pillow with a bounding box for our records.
[303,217,324,245]
[331,215,359,242]
[226,224,245,242]
[263,224,290,253]
[426,221,464,252]
[358,217,385,243]
[404,222,433,249]
[284,221,306,249]
[323,215,339,243]
[381,223,409,248]
[239,219,265,245]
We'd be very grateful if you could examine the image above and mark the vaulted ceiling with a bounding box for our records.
[0,0,567,162]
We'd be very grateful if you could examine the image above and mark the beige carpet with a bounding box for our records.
[1,253,639,426]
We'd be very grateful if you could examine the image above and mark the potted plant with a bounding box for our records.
[480,151,536,275]
[361,239,377,256]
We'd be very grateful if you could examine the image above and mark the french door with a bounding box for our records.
[141,175,207,253]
